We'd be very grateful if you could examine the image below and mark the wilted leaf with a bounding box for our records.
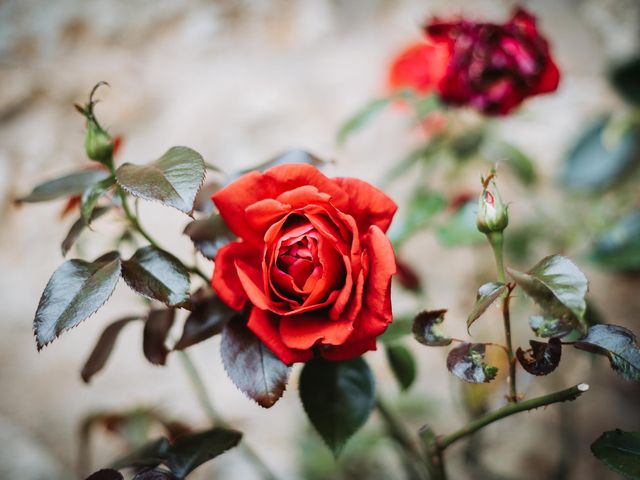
[446,343,498,384]
[111,438,171,471]
[467,282,506,333]
[34,251,121,349]
[560,118,640,191]
[385,343,417,391]
[122,246,190,307]
[528,315,574,339]
[81,176,115,225]
[588,211,640,272]
[391,188,447,245]
[516,338,562,376]
[413,309,451,347]
[85,470,124,480]
[81,316,141,382]
[174,289,234,350]
[337,97,390,145]
[143,309,175,366]
[220,318,290,408]
[115,146,205,214]
[165,427,242,478]
[508,255,588,334]
[16,169,110,203]
[611,56,640,105]
[62,206,111,256]
[244,149,328,174]
[299,357,375,456]
[436,201,485,247]
[183,215,235,260]
[591,429,640,479]
[575,324,640,381]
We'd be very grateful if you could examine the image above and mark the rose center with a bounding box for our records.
[276,235,321,290]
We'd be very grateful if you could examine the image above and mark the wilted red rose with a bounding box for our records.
[388,41,450,94]
[211,164,397,365]
[425,8,560,115]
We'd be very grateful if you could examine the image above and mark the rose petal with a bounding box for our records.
[212,241,258,311]
[333,177,398,234]
[320,337,377,361]
[245,198,291,234]
[247,308,314,365]
[279,312,355,350]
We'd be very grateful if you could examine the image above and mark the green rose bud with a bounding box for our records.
[84,119,113,165]
[476,177,508,234]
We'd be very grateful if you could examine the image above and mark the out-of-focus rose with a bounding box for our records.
[211,164,397,365]
[388,42,450,94]
[425,8,560,115]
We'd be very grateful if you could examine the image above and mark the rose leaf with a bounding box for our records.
[111,438,172,471]
[591,429,640,479]
[446,343,498,384]
[122,246,190,308]
[174,289,234,350]
[299,357,375,457]
[84,469,124,480]
[61,206,111,256]
[412,309,451,347]
[385,342,417,392]
[80,176,115,225]
[467,282,506,333]
[220,318,291,408]
[183,214,236,260]
[115,146,205,215]
[34,251,121,350]
[16,169,110,203]
[575,324,640,381]
[143,309,175,366]
[516,338,562,376]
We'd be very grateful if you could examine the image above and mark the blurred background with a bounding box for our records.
[1,0,640,479]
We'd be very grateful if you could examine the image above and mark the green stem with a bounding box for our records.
[178,351,280,480]
[438,383,589,450]
[488,232,517,402]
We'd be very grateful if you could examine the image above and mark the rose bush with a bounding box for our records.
[425,8,559,115]
[211,164,397,365]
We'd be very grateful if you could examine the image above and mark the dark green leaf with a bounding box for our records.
[183,215,235,260]
[34,251,121,349]
[242,149,328,174]
[143,309,175,366]
[436,201,485,247]
[133,470,178,480]
[611,56,640,105]
[337,97,391,145]
[385,343,417,391]
[516,338,562,376]
[450,128,484,160]
[174,289,234,350]
[111,438,171,471]
[220,318,290,408]
[379,315,412,343]
[299,357,376,456]
[61,206,111,256]
[85,470,124,480]
[390,188,447,245]
[467,282,506,333]
[81,176,115,225]
[81,315,141,383]
[508,255,588,334]
[165,427,242,478]
[591,429,640,479]
[16,169,110,203]
[122,246,190,307]
[588,211,640,272]
[115,146,205,214]
[446,343,498,384]
[528,315,574,339]
[412,309,451,347]
[575,324,640,381]
[193,181,222,214]
[560,118,640,191]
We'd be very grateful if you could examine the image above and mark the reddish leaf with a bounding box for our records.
[183,215,235,260]
[446,343,498,383]
[220,318,290,408]
[81,316,141,382]
[174,289,234,350]
[85,470,123,480]
[516,338,562,376]
[413,309,451,346]
[143,310,175,366]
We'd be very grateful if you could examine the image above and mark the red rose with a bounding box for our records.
[211,164,397,365]
[388,41,450,94]
[425,8,560,115]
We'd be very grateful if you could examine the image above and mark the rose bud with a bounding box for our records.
[424,8,560,115]
[476,177,508,234]
[84,117,114,165]
[211,163,397,365]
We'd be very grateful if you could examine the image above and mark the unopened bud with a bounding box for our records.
[85,119,113,165]
[476,177,508,234]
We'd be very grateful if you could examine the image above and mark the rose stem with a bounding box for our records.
[178,350,280,480]
[421,383,590,480]
[488,231,517,402]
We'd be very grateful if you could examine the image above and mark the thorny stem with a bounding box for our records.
[178,351,280,480]
[488,232,518,402]
[421,384,590,479]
